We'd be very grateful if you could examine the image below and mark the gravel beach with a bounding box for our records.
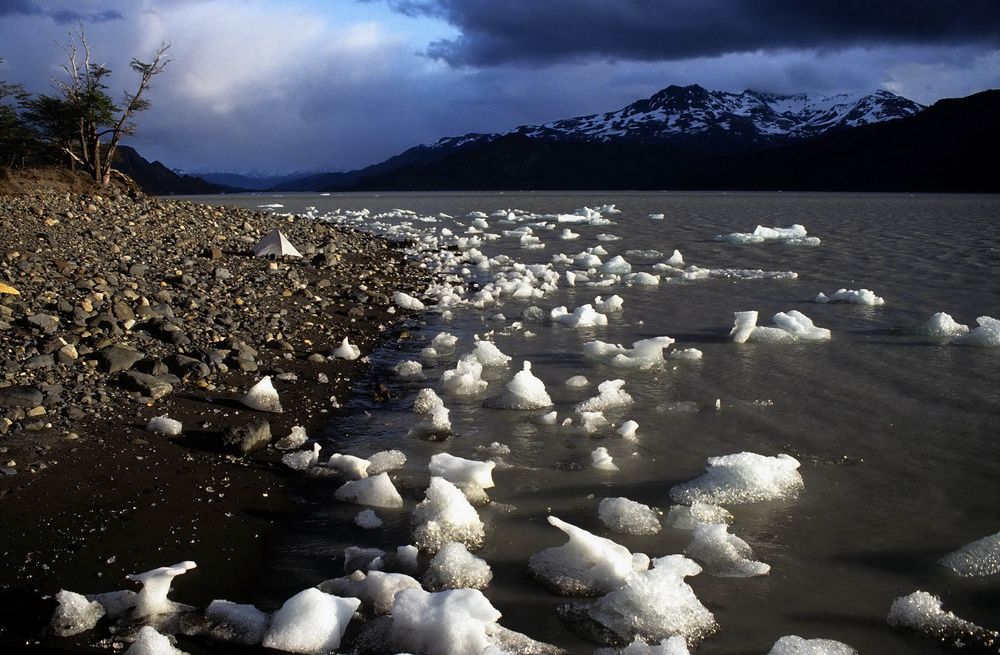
[0,174,432,651]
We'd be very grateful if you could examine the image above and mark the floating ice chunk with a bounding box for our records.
[355,509,383,529]
[686,523,770,577]
[537,411,559,426]
[668,348,703,361]
[344,546,386,573]
[626,272,660,286]
[282,443,321,471]
[648,213,665,220]
[939,531,1000,577]
[429,453,495,502]
[50,590,105,637]
[601,255,631,274]
[388,588,508,655]
[577,379,633,412]
[730,311,758,343]
[717,224,809,243]
[666,502,733,530]
[952,316,1000,347]
[394,291,425,311]
[599,498,660,535]
[431,332,459,352]
[551,304,609,327]
[441,356,488,395]
[767,635,858,654]
[204,600,270,646]
[574,252,603,268]
[560,228,580,240]
[617,420,639,440]
[319,571,420,616]
[584,336,675,369]
[262,588,360,654]
[887,590,999,648]
[670,452,804,505]
[367,450,406,475]
[470,340,512,367]
[579,411,609,434]
[147,416,182,436]
[665,250,684,266]
[815,288,885,305]
[240,376,283,413]
[484,361,552,410]
[88,590,137,619]
[597,233,622,242]
[411,388,452,436]
[330,337,361,360]
[412,477,485,553]
[772,310,831,340]
[326,453,371,479]
[394,359,425,380]
[594,294,624,313]
[275,425,308,450]
[565,375,589,387]
[423,542,493,591]
[529,516,649,596]
[127,561,197,618]
[595,636,691,654]
[914,312,969,338]
[586,554,716,645]
[335,472,403,508]
[125,626,185,655]
[591,447,619,471]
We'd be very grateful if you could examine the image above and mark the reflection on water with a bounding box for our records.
[185,191,1000,654]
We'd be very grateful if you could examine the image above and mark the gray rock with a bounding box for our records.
[0,386,43,409]
[223,418,271,454]
[25,354,55,370]
[96,345,145,373]
[166,354,211,380]
[119,371,174,400]
[27,314,59,333]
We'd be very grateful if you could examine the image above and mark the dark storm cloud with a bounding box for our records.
[377,0,1000,66]
[0,0,120,23]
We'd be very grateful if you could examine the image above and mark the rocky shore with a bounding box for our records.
[0,180,431,650]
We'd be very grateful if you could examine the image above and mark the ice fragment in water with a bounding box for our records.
[617,420,639,440]
[50,590,105,637]
[625,272,661,286]
[584,336,675,369]
[393,359,425,380]
[326,453,371,479]
[393,291,425,310]
[666,502,733,530]
[670,452,803,505]
[887,590,999,649]
[732,310,831,342]
[412,477,485,553]
[599,497,660,535]
[126,561,197,618]
[484,361,552,410]
[815,288,885,305]
[939,530,1000,577]
[367,449,406,475]
[125,626,186,655]
[550,304,609,328]
[772,310,832,340]
[529,516,649,596]
[730,311,758,344]
[952,316,1000,347]
[668,348,703,360]
[147,416,182,436]
[591,447,619,471]
[685,523,770,577]
[330,337,361,360]
[388,588,503,655]
[470,339,512,367]
[261,588,360,654]
[335,472,403,508]
[282,443,320,471]
[441,356,488,395]
[565,375,589,387]
[423,542,493,591]
[355,509,383,529]
[204,599,269,646]
[601,255,631,274]
[579,411,609,434]
[429,453,495,503]
[274,425,308,450]
[586,555,717,645]
[913,312,969,338]
[767,635,858,654]
[240,376,282,413]
[410,388,452,436]
[430,331,458,352]
[595,636,691,654]
[319,570,420,616]
[577,379,633,412]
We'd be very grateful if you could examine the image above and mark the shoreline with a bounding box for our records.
[0,183,431,650]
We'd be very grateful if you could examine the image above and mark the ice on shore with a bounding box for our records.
[939,530,1000,577]
[551,304,609,328]
[767,635,858,654]
[412,477,485,553]
[147,415,182,436]
[261,588,360,654]
[686,523,770,577]
[204,599,270,646]
[127,561,197,619]
[599,497,661,535]
[423,542,493,591]
[335,473,404,508]
[670,452,804,505]
[393,359,426,380]
[577,379,633,412]
[529,516,649,596]
[429,453,495,502]
[731,310,831,343]
[484,361,552,410]
[326,453,371,479]
[50,590,105,637]
[586,555,717,645]
[887,590,999,648]
[952,316,1000,347]
[330,337,361,360]
[240,376,283,413]
[913,312,969,338]
[591,447,619,471]
[815,288,885,305]
[441,356,488,395]
[125,626,186,655]
[666,502,733,530]
[584,336,675,369]
[394,291,426,311]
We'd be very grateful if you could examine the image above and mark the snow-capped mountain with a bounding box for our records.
[431,84,924,149]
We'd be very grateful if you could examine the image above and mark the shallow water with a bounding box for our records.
[186,191,1000,653]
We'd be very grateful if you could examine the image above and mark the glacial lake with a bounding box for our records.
[185,191,1000,654]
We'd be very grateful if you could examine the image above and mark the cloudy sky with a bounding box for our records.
[1,0,998,174]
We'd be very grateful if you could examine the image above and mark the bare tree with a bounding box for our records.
[53,27,170,186]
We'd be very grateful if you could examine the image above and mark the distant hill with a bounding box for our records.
[327,88,996,193]
[112,146,234,195]
[193,171,317,191]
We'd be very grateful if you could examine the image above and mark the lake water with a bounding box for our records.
[187,191,1000,654]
